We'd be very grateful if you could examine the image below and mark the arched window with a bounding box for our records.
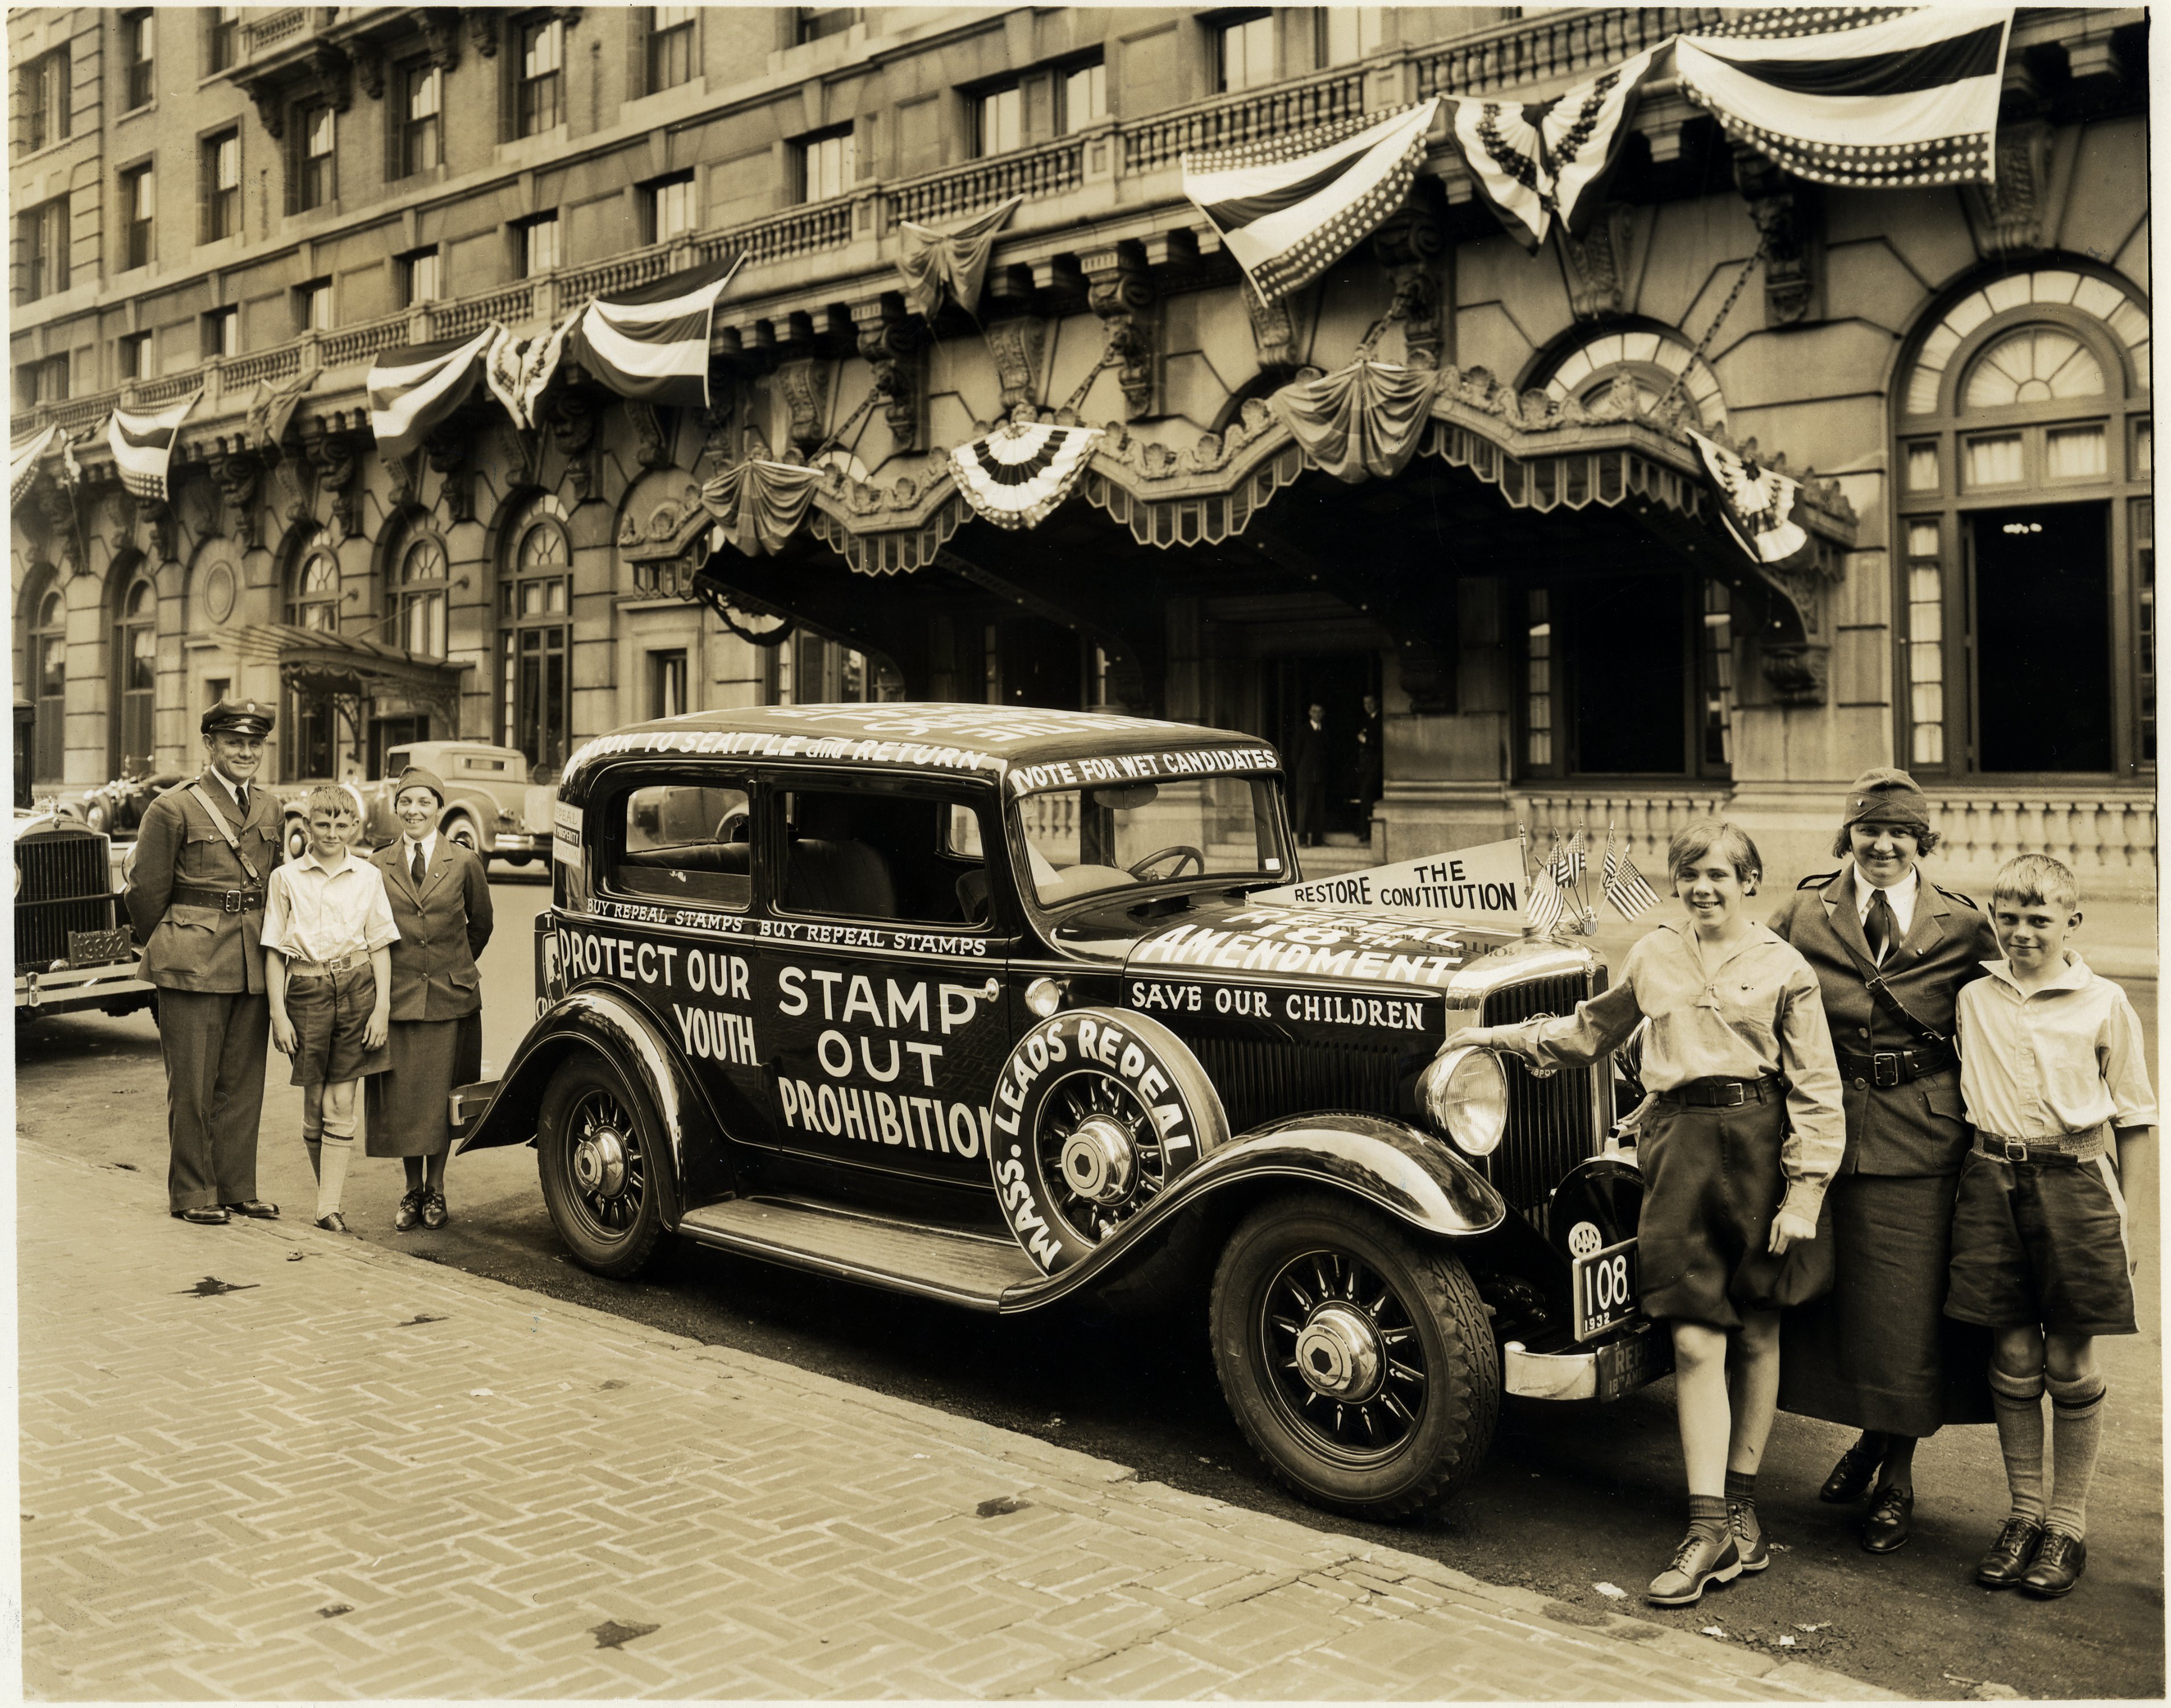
[289,530,340,630]
[398,532,448,658]
[112,571,157,778]
[28,575,65,781]
[1893,265,2152,776]
[499,493,571,775]
[1538,326,1725,428]
[284,527,341,779]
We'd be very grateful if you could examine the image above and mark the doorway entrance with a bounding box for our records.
[1970,503,2112,772]
[1267,654,1381,842]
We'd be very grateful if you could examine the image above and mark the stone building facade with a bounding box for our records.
[9,5,2154,897]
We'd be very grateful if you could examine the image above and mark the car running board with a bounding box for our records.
[675,1196,1040,1311]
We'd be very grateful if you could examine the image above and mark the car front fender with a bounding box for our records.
[453,986,733,1225]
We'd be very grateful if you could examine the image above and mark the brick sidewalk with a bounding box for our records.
[19,1142,1896,1701]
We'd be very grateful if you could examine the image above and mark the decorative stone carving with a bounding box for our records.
[1966,122,2051,258]
[982,319,1044,414]
[421,9,463,72]
[624,400,673,470]
[1732,145,1815,327]
[1758,640,1829,706]
[499,418,538,488]
[546,391,600,502]
[302,415,362,540]
[698,403,735,474]
[211,443,262,550]
[425,424,474,523]
[854,299,924,451]
[776,359,832,456]
[465,8,499,57]
[144,499,180,566]
[31,481,79,578]
[1246,290,1300,374]
[311,42,354,113]
[1370,203,1446,369]
[1085,248,1156,420]
[386,451,419,512]
[353,46,385,101]
[241,77,287,142]
[1555,206,1632,323]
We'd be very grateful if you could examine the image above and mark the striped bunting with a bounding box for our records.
[1690,429,1812,567]
[10,424,79,504]
[366,328,496,462]
[1184,100,1440,303]
[1601,826,1663,922]
[106,396,200,504]
[1676,8,2011,189]
[572,256,743,411]
[949,419,1102,530]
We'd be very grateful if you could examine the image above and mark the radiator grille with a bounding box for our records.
[1189,1036,1418,1136]
[1481,970,1606,1210]
[15,834,122,971]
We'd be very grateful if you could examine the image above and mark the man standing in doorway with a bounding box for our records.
[1354,691,1384,829]
[1291,701,1329,847]
[125,699,288,1224]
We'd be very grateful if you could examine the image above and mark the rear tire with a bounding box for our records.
[283,817,308,863]
[444,813,480,854]
[1211,1191,1499,1520]
[537,1053,665,1279]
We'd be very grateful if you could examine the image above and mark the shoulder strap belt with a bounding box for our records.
[1830,925,1947,1048]
[187,783,265,888]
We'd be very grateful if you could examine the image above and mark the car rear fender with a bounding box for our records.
[453,987,735,1224]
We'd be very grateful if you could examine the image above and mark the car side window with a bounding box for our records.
[607,780,752,909]
[781,787,992,927]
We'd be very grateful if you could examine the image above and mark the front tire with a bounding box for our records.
[1211,1192,1499,1520]
[283,817,308,863]
[537,1053,664,1279]
[444,813,480,854]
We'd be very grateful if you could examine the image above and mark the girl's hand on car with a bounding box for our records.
[1768,1206,1818,1253]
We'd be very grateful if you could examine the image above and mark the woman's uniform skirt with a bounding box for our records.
[1778,1170,1995,1434]
[365,1013,483,1159]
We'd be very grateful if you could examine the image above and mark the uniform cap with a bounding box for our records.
[1842,766,1931,829]
[391,765,447,808]
[201,697,275,738]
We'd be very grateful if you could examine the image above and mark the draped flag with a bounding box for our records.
[1268,360,1441,483]
[1548,827,1587,890]
[107,395,201,503]
[247,361,318,451]
[1447,46,1662,250]
[482,324,533,430]
[572,255,743,410]
[1601,826,1663,922]
[1184,100,1440,303]
[10,424,78,504]
[1690,428,1812,566]
[1676,7,2011,189]
[949,418,1101,530]
[365,328,496,462]
[700,459,826,557]
[896,195,1023,322]
[514,308,580,431]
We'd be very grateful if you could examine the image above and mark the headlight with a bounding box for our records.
[1420,1044,1508,1158]
[1024,976,1065,1019]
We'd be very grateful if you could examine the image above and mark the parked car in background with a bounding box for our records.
[75,769,186,838]
[273,740,553,866]
[455,704,1662,1522]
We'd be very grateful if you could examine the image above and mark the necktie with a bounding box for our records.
[411,842,427,887]
[235,784,247,817]
[1865,887,1897,964]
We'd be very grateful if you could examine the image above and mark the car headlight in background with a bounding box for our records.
[1420,1044,1507,1157]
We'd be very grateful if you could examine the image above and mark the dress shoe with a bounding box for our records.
[393,1190,425,1233]
[1819,1442,1883,1503]
[1728,1501,1770,1573]
[172,1206,229,1226]
[1646,1532,1742,1606]
[1861,1485,1913,1553]
[314,1212,351,1234]
[1975,1517,2044,1588]
[223,1200,280,1219]
[2020,1530,2086,1598]
[421,1191,449,1231]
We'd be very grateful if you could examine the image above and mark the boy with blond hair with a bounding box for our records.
[1946,853,2156,1598]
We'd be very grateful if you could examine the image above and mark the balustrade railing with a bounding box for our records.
[47,392,119,433]
[698,201,856,270]
[1513,790,1728,867]
[221,345,303,387]
[557,247,674,303]
[1927,791,2158,888]
[1124,70,1367,174]
[433,284,534,339]
[1413,5,1723,98]
[317,317,410,369]
[892,138,1085,225]
[241,8,307,52]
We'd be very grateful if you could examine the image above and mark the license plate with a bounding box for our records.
[1571,1236,1639,1343]
[67,928,133,966]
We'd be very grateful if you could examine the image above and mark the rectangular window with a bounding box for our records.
[21,47,69,153]
[1963,432,2023,489]
[1701,581,1734,769]
[1905,518,1946,766]
[18,197,69,301]
[646,171,697,244]
[17,355,68,409]
[974,84,1022,157]
[794,7,859,44]
[648,649,689,719]
[118,163,154,270]
[207,6,240,73]
[2132,418,2153,481]
[294,278,332,332]
[613,780,751,909]
[398,60,441,176]
[797,126,854,202]
[648,5,697,90]
[2136,497,2156,765]
[1317,6,1383,65]
[202,305,238,359]
[517,212,561,277]
[1525,588,1553,769]
[1904,442,1939,493]
[1058,57,1107,134]
[2045,423,2107,480]
[399,248,441,306]
[119,331,151,380]
[296,102,336,210]
[1216,12,1275,92]
[517,18,564,136]
[122,10,155,109]
[501,623,570,772]
[201,129,241,241]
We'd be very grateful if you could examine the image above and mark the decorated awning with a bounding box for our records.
[234,624,471,718]
[701,459,826,556]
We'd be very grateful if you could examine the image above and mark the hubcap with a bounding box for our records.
[1293,1303,1386,1402]
[1060,1113,1137,1204]
[573,1126,628,1196]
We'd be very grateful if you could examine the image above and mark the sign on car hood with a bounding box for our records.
[1126,900,1515,991]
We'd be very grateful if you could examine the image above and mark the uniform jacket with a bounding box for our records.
[372,838,495,1022]
[1767,864,1999,1178]
[123,770,285,994]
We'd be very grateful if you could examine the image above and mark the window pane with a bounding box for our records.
[1905,443,1939,492]
[1963,326,2106,409]
[1061,61,1106,132]
[2046,424,2107,480]
[1964,433,2024,488]
[978,86,1020,155]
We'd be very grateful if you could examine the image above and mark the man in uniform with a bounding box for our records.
[126,698,288,1224]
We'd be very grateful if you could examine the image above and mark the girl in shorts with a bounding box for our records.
[1453,821,1844,1604]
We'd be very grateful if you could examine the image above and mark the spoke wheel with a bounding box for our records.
[1034,1068,1167,1248]
[538,1054,664,1278]
[1212,1192,1498,1519]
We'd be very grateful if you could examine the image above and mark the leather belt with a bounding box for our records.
[286,954,359,977]
[1838,1043,1956,1088]
[1974,1128,2106,1168]
[171,883,264,913]
[1665,1075,1786,1108]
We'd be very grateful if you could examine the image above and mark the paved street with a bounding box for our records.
[16,872,2162,1701]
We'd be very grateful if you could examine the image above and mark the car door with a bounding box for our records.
[752,771,1013,1186]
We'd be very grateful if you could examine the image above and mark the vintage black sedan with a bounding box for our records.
[459,705,1663,1518]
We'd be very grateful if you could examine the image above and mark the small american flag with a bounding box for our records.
[1601,826,1664,922]
[1549,827,1586,888]
[1525,863,1566,937]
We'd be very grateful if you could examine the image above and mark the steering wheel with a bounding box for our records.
[1127,844,1206,880]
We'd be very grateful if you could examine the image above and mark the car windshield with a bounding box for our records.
[1010,774,1288,908]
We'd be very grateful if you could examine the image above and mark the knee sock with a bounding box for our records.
[317,1117,356,1221]
[2045,1372,2107,1540]
[1686,1493,1728,1545]
[1988,1364,2048,1525]
[1724,1469,1761,1540]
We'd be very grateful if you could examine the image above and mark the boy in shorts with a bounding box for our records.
[1946,854,2156,1598]
[262,785,399,1232]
